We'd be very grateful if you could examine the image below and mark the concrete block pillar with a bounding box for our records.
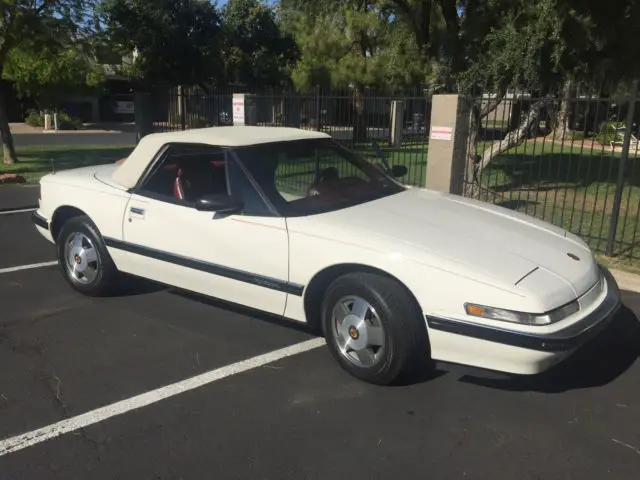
[233,93,257,126]
[425,94,472,195]
[389,100,404,147]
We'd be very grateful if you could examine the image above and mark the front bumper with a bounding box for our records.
[426,266,622,375]
[32,210,54,243]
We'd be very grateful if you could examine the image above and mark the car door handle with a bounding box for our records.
[129,207,146,220]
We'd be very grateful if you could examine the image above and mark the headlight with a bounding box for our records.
[464,301,580,326]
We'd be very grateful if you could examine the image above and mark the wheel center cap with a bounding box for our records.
[75,255,82,265]
[348,326,359,340]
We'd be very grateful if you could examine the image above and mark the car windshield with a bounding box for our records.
[232,138,406,216]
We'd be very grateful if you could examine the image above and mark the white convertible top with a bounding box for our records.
[111,126,331,189]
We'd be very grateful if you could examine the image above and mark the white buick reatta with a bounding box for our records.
[32,126,621,384]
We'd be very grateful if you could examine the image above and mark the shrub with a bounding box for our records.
[23,110,83,130]
[57,111,83,130]
[597,121,626,145]
[25,109,44,127]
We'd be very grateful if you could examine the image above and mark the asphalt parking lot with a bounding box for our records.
[0,208,639,479]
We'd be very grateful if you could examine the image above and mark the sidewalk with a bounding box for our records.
[9,122,135,135]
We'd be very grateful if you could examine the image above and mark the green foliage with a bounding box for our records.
[0,1,94,164]
[456,0,640,92]
[220,0,298,88]
[5,41,105,108]
[99,0,224,89]
[597,121,626,146]
[1,2,102,102]
[457,0,565,91]
[24,109,84,130]
[0,1,88,55]
[24,110,45,128]
[283,0,431,91]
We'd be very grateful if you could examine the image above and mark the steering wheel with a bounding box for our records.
[308,167,340,196]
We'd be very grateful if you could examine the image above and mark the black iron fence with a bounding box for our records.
[464,83,640,260]
[152,86,432,187]
[149,83,640,261]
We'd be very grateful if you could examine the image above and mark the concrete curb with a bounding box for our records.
[610,268,640,294]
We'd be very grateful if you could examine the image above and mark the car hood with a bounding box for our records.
[309,188,600,309]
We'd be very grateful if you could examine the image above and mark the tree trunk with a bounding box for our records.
[353,85,367,143]
[553,80,572,139]
[0,78,18,165]
[463,89,507,197]
[477,95,557,173]
[463,104,481,196]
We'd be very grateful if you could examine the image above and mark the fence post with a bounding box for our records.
[315,85,321,131]
[606,80,639,257]
[178,85,186,130]
[389,100,404,147]
[133,91,154,142]
[425,94,472,195]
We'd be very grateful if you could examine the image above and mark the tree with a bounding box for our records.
[98,0,224,90]
[0,0,89,165]
[455,0,640,189]
[384,0,457,80]
[5,33,105,112]
[281,0,430,141]
[220,0,298,89]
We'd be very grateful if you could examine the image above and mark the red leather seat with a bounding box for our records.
[173,167,186,200]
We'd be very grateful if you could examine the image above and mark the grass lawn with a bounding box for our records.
[350,138,428,187]
[0,144,135,184]
[474,141,640,259]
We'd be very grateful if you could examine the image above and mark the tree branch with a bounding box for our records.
[478,94,557,172]
[435,0,461,69]
[479,86,507,118]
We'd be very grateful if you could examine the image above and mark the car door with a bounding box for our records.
[119,142,291,317]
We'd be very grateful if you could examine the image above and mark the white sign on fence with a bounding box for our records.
[430,126,453,141]
[233,97,245,125]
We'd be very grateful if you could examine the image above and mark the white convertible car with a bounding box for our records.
[32,126,621,384]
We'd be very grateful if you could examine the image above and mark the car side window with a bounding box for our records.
[137,143,230,205]
[273,145,369,202]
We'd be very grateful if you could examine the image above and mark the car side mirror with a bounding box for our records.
[391,165,408,178]
[195,193,244,214]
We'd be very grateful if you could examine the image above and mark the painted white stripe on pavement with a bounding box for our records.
[0,261,58,275]
[0,208,36,215]
[0,337,326,457]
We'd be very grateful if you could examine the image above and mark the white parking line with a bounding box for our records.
[0,261,58,275]
[0,208,36,215]
[0,337,326,457]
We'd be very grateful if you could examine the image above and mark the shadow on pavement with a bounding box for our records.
[111,274,168,297]
[457,304,640,393]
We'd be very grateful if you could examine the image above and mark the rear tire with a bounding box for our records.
[55,215,121,297]
[320,272,431,385]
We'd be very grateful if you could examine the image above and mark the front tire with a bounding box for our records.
[55,215,121,296]
[320,272,431,385]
